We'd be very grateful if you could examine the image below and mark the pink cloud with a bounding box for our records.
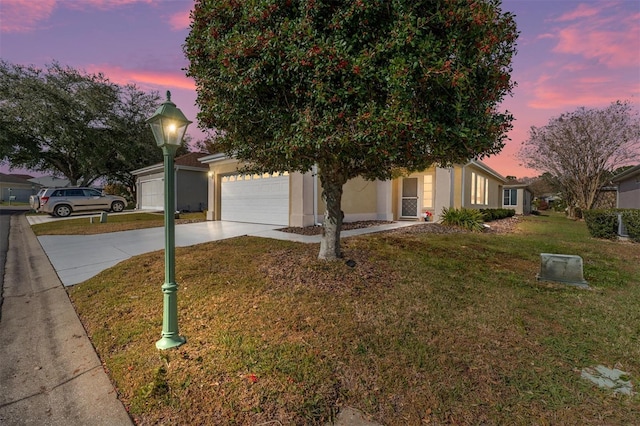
[554,26,639,68]
[577,76,612,84]
[0,0,56,33]
[86,64,195,91]
[0,0,155,33]
[560,62,588,72]
[550,4,639,68]
[64,0,153,11]
[536,33,555,40]
[169,8,192,31]
[525,2,640,111]
[553,3,600,22]
[527,76,638,110]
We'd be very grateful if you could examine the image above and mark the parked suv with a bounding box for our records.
[31,187,127,217]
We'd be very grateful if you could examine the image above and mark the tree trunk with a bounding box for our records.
[318,167,346,261]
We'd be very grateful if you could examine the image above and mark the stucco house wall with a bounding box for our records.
[502,184,532,215]
[132,152,208,212]
[176,169,208,212]
[612,165,640,209]
[460,162,505,209]
[317,176,380,222]
[200,155,507,226]
[0,173,40,203]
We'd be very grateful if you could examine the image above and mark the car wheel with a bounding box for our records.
[111,201,125,212]
[54,204,72,217]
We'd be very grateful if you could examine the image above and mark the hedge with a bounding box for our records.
[621,209,640,242]
[479,208,516,222]
[439,208,516,232]
[583,209,640,241]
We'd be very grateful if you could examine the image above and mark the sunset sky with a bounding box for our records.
[1,0,638,179]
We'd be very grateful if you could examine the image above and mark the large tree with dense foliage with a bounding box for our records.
[185,0,518,259]
[0,61,167,189]
[100,84,188,201]
[518,101,640,218]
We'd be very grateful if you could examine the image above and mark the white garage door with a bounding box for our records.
[221,173,289,225]
[140,178,164,211]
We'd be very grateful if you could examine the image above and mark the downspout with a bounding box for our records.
[449,167,454,209]
[313,164,320,225]
[136,179,141,210]
[461,164,466,208]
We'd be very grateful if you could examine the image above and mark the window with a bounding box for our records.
[422,174,433,209]
[84,189,102,197]
[65,189,84,197]
[503,189,518,206]
[471,172,488,205]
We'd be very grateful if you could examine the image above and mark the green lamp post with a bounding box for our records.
[146,91,192,350]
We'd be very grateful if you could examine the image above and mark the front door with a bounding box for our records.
[401,177,419,218]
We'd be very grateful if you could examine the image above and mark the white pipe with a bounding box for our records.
[461,164,466,207]
[313,165,321,225]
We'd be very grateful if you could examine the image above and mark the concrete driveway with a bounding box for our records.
[37,221,282,286]
[32,213,417,286]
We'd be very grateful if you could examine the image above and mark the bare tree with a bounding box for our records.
[518,101,640,217]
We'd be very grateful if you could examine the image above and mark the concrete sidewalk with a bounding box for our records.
[0,213,132,425]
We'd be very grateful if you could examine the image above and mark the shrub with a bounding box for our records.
[103,183,133,204]
[583,209,619,240]
[552,198,568,212]
[621,209,640,243]
[535,199,549,210]
[479,208,515,221]
[440,207,485,232]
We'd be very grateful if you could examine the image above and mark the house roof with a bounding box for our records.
[131,152,209,175]
[0,173,37,185]
[200,156,510,182]
[8,173,34,180]
[28,176,70,187]
[199,152,227,164]
[611,165,640,183]
[503,183,531,190]
[175,152,209,168]
[465,160,507,183]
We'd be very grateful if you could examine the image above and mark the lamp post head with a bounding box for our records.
[146,91,192,149]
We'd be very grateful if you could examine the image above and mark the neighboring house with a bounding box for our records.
[28,176,71,188]
[502,184,532,215]
[199,155,507,226]
[592,186,617,209]
[0,173,41,203]
[536,193,562,210]
[611,165,640,209]
[131,152,209,212]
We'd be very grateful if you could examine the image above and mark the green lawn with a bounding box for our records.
[66,213,640,425]
[31,212,206,236]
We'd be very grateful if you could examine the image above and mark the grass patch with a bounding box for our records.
[67,213,640,425]
[31,212,205,236]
